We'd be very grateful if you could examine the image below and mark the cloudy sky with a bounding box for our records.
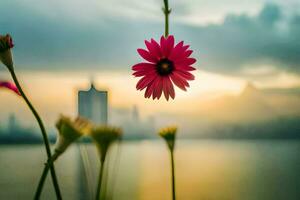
[0,0,300,128]
[0,0,299,73]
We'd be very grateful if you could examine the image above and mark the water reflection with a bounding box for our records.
[0,140,299,200]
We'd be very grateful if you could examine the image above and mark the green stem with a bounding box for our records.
[34,162,50,199]
[170,150,176,200]
[107,140,122,200]
[9,69,62,200]
[34,153,60,200]
[101,156,109,200]
[96,159,105,200]
[163,0,171,37]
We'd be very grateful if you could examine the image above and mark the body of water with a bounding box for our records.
[0,140,299,200]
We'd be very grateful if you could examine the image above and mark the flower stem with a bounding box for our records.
[170,149,176,200]
[163,0,171,37]
[34,163,50,200]
[96,159,105,200]
[9,69,62,200]
[34,153,60,200]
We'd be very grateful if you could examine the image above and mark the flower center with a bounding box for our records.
[156,58,174,76]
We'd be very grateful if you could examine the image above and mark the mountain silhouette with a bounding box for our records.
[198,82,300,123]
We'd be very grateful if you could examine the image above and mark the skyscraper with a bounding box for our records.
[78,82,108,125]
[8,114,17,132]
[132,105,140,122]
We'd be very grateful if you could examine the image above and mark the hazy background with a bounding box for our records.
[1,0,300,137]
[1,1,300,200]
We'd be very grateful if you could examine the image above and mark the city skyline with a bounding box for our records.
[1,74,299,139]
[1,0,300,135]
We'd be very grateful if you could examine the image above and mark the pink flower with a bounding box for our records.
[0,34,14,70]
[132,35,196,100]
[0,81,20,96]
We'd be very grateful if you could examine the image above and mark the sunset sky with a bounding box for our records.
[1,0,300,129]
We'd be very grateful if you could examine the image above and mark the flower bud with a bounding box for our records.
[158,126,177,151]
[0,34,14,70]
[54,115,91,159]
[91,126,122,162]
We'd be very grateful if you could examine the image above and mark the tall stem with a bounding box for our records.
[170,150,176,200]
[9,69,62,199]
[34,162,50,199]
[96,159,105,200]
[34,153,59,199]
[107,141,122,200]
[163,0,171,37]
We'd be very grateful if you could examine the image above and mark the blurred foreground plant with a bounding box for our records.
[0,33,62,199]
[91,126,122,200]
[0,34,14,70]
[54,115,91,157]
[159,126,177,200]
[34,115,90,199]
[0,81,20,95]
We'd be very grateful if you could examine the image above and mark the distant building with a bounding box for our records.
[109,105,156,139]
[7,113,19,133]
[132,105,140,122]
[78,82,108,125]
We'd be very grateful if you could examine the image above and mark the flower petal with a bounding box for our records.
[183,50,193,58]
[160,36,166,46]
[152,78,159,99]
[175,58,197,66]
[132,63,155,71]
[170,73,188,91]
[165,35,175,57]
[136,73,156,91]
[175,65,196,71]
[151,39,162,57]
[160,35,174,58]
[0,81,20,95]
[173,45,190,61]
[162,77,172,100]
[144,77,157,98]
[174,71,195,80]
[168,41,184,60]
[137,48,158,63]
[153,77,163,100]
[133,68,155,77]
[167,78,175,99]
[145,40,161,59]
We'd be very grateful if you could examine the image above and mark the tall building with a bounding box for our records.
[7,113,19,133]
[132,105,140,122]
[78,82,108,125]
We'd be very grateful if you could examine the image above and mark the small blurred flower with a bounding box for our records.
[158,126,177,151]
[91,126,122,162]
[0,81,20,95]
[132,35,196,100]
[0,34,14,70]
[91,125,122,200]
[159,125,178,200]
[54,115,91,159]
